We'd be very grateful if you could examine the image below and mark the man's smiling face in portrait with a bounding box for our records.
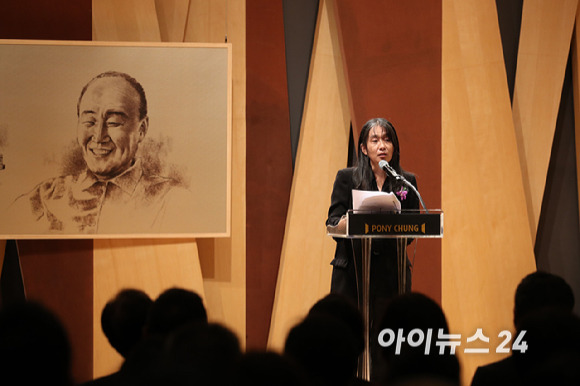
[77,75,148,180]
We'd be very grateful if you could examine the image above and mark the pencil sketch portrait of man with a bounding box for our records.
[0,42,230,238]
[7,71,197,234]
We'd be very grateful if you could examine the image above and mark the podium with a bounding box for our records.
[327,209,443,381]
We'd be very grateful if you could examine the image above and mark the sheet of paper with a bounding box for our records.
[352,189,401,212]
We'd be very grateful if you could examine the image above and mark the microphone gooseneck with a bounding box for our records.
[378,160,429,213]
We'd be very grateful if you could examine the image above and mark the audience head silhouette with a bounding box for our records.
[307,293,365,358]
[145,287,207,336]
[101,288,153,358]
[162,321,242,386]
[513,270,575,330]
[514,309,580,385]
[378,292,460,385]
[284,313,359,386]
[471,271,578,386]
[510,272,578,384]
[0,301,72,386]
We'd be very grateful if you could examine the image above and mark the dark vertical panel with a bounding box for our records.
[282,0,319,167]
[0,1,93,383]
[495,0,523,102]
[334,0,442,302]
[246,0,293,350]
[18,240,94,384]
[498,0,579,314]
[535,56,580,316]
[0,240,25,305]
[0,0,91,40]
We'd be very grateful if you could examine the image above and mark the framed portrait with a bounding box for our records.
[0,40,231,239]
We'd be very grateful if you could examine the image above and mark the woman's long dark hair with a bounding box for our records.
[353,118,404,191]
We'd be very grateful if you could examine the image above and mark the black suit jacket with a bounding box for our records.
[326,167,419,268]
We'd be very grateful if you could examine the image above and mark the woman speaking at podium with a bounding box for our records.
[326,117,419,378]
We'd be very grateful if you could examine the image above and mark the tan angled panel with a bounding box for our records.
[91,0,208,378]
[92,0,162,41]
[92,239,205,376]
[268,0,350,351]
[512,0,578,243]
[442,1,536,384]
[155,0,190,42]
[183,0,247,347]
[184,0,228,43]
[572,5,580,230]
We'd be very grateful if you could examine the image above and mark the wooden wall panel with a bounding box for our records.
[92,239,205,376]
[442,1,536,384]
[334,0,442,302]
[0,1,93,384]
[184,0,228,43]
[18,240,94,384]
[91,1,213,377]
[91,0,247,373]
[512,0,578,243]
[246,0,293,350]
[182,0,247,347]
[0,0,91,40]
[268,0,351,350]
[92,0,162,41]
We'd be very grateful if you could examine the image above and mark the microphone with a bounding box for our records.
[378,160,401,180]
[378,160,429,213]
